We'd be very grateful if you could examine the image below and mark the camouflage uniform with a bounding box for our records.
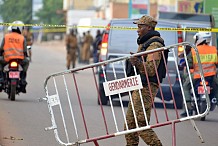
[182,53,195,104]
[125,15,163,146]
[81,31,93,64]
[66,30,78,69]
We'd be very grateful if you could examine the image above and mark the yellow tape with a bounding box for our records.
[31,28,67,33]
[32,27,218,33]
[0,22,66,28]
[1,22,218,32]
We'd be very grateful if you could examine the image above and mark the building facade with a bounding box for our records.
[63,0,205,22]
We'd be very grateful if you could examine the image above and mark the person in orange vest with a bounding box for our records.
[181,32,218,117]
[0,21,29,93]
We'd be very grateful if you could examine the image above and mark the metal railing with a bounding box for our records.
[42,42,209,146]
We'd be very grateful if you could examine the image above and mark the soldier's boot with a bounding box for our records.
[20,72,27,93]
[180,102,193,117]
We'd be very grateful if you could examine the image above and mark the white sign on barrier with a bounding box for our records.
[48,94,60,107]
[103,75,143,96]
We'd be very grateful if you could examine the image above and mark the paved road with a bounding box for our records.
[0,40,217,146]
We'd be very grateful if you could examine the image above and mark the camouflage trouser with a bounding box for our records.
[125,83,162,146]
[212,76,218,103]
[66,48,76,69]
[81,43,90,62]
[183,73,194,102]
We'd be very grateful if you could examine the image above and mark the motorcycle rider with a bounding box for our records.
[0,21,29,93]
[181,32,218,117]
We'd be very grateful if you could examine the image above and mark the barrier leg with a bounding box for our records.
[172,121,176,146]
[190,119,204,143]
[93,140,99,146]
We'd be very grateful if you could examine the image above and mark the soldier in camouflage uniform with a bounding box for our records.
[66,29,78,69]
[125,15,167,146]
[81,31,93,64]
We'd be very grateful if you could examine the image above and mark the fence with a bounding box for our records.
[41,42,210,146]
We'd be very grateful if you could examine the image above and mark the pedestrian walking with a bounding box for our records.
[65,29,78,69]
[81,31,93,64]
[92,30,102,73]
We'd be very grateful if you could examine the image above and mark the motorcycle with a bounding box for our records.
[2,59,23,101]
[193,76,217,121]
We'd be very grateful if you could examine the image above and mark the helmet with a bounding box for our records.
[193,32,211,46]
[11,20,24,34]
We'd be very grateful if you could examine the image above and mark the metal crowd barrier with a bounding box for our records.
[41,42,209,146]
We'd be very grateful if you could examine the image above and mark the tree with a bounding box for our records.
[0,0,32,24]
[35,0,64,26]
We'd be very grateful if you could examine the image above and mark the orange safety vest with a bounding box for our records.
[3,32,25,62]
[191,45,217,79]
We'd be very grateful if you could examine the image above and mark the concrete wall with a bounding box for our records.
[110,2,129,19]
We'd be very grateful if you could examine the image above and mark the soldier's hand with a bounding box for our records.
[130,57,139,66]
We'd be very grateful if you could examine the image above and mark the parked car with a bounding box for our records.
[158,11,217,48]
[98,13,216,109]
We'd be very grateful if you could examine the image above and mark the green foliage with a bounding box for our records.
[35,0,64,25]
[0,0,64,26]
[0,0,32,23]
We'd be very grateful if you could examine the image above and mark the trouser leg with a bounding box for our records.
[181,74,194,117]
[20,58,29,93]
[66,53,71,69]
[125,100,139,146]
[81,45,87,62]
[0,64,3,81]
[71,49,76,68]
[125,84,162,146]
[20,58,29,80]
[139,84,162,146]
[0,57,6,82]
[21,58,30,72]
[212,76,218,102]
[0,63,4,90]
[85,47,90,63]
[183,75,192,103]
